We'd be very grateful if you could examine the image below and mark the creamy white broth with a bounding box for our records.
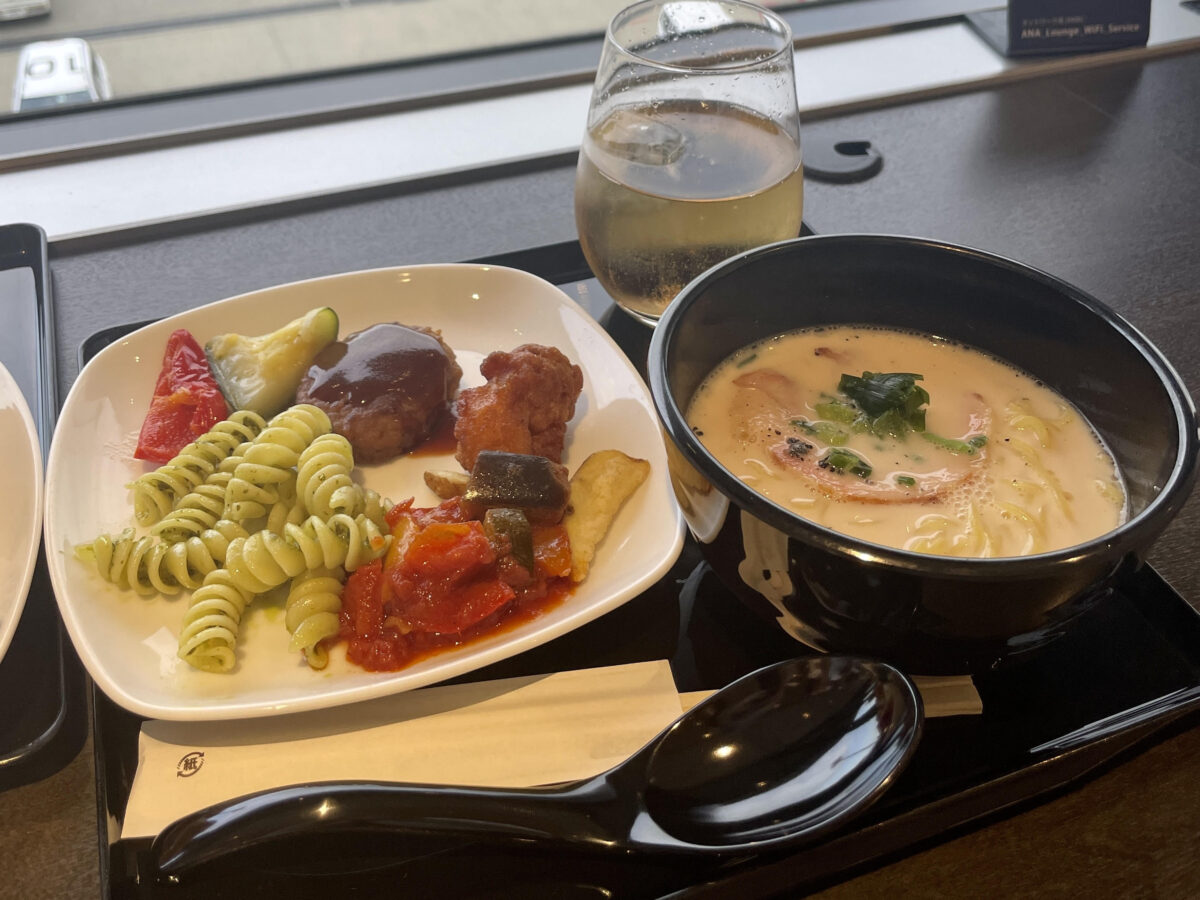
[687,327,1126,558]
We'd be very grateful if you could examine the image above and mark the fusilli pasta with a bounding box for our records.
[150,477,232,542]
[284,568,344,670]
[297,433,360,520]
[76,519,250,596]
[220,513,388,595]
[86,400,398,674]
[264,474,306,535]
[177,514,386,672]
[177,568,257,673]
[129,410,267,526]
[224,404,331,522]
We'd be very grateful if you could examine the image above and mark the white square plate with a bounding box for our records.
[44,264,684,721]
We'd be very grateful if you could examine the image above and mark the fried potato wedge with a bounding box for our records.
[423,469,470,499]
[563,449,650,582]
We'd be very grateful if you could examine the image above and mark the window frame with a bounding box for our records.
[0,0,985,167]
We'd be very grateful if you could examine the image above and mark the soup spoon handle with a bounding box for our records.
[151,778,615,875]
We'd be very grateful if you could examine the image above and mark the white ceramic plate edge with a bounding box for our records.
[0,361,43,665]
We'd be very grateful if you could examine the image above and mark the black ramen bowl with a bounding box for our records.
[648,234,1199,674]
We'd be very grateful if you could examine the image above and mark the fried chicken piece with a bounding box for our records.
[454,344,584,471]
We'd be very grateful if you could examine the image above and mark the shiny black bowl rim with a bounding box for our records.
[648,233,1200,580]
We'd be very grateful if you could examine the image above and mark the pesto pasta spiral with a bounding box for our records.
[284,568,344,670]
[264,475,306,535]
[149,438,257,541]
[150,477,232,542]
[76,530,172,597]
[130,410,267,526]
[221,513,388,595]
[296,433,360,520]
[224,404,331,522]
[176,515,385,672]
[75,519,251,597]
[177,568,257,673]
[360,487,392,530]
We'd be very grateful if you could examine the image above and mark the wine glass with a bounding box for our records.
[575,0,803,325]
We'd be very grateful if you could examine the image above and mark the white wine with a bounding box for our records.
[575,99,803,322]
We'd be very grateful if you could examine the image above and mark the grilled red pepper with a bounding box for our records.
[134,329,229,463]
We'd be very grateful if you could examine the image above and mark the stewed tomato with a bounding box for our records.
[340,498,572,672]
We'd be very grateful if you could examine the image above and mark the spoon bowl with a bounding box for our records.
[636,656,919,848]
[153,656,923,876]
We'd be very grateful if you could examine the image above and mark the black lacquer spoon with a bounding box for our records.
[152,656,923,876]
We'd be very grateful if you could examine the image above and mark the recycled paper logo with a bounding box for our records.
[176,751,205,777]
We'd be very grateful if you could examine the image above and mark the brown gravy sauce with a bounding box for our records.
[305,323,454,408]
[409,410,458,458]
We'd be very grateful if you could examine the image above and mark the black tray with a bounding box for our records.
[0,226,89,792]
[82,242,1200,899]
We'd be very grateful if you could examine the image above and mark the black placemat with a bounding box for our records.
[80,241,1200,899]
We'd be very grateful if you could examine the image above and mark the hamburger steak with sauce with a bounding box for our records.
[296,323,462,464]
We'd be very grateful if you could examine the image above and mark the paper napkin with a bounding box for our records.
[121,660,684,840]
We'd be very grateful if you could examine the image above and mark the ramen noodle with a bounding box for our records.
[687,326,1126,558]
